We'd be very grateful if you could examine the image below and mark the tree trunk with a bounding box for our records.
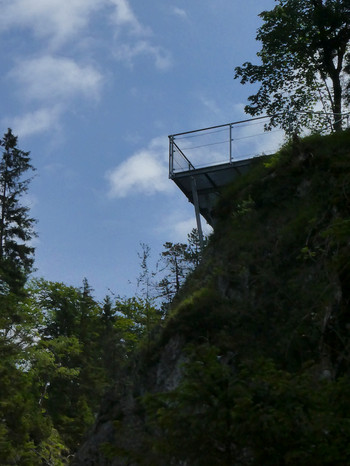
[0,161,8,261]
[332,72,343,132]
[312,0,347,132]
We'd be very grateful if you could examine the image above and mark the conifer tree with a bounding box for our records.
[157,229,207,304]
[0,129,36,291]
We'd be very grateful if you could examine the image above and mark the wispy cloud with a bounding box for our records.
[6,54,103,137]
[110,0,149,35]
[4,106,62,137]
[0,0,153,47]
[168,217,198,242]
[1,0,171,135]
[171,7,189,21]
[109,1,172,69]
[10,56,103,103]
[0,0,170,66]
[0,0,106,47]
[106,137,173,198]
[156,212,212,243]
[114,41,172,70]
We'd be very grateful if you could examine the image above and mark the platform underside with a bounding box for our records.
[171,157,264,226]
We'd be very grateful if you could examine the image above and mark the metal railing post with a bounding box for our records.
[229,123,232,163]
[169,136,174,178]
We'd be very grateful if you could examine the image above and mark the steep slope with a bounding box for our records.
[74,130,350,465]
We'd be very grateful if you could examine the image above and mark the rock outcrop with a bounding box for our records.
[73,130,350,465]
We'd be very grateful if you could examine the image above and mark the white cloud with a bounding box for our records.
[109,0,149,35]
[0,0,106,47]
[0,0,151,46]
[173,217,212,241]
[1,0,171,76]
[1,0,171,135]
[156,213,213,243]
[10,56,103,103]
[5,106,62,137]
[6,55,103,135]
[114,41,172,70]
[106,137,173,198]
[172,7,188,20]
[230,120,285,160]
[172,217,198,240]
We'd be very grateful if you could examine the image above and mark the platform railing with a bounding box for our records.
[169,112,350,178]
[169,116,282,177]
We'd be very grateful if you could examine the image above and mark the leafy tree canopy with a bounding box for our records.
[234,0,350,132]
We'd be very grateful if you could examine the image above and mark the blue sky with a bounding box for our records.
[0,0,277,300]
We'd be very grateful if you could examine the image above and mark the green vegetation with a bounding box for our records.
[0,128,36,292]
[0,269,171,463]
[1,2,350,461]
[83,128,350,465]
[136,129,350,465]
[0,128,200,464]
[234,0,350,132]
[46,125,350,466]
[143,347,350,465]
[3,123,350,465]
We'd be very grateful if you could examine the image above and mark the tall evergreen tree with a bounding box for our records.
[157,230,207,304]
[0,134,69,464]
[186,228,207,268]
[32,279,114,452]
[0,129,36,291]
[158,242,188,302]
[99,295,121,379]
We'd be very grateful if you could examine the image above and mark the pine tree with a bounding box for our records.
[0,129,36,291]
[157,230,207,304]
[32,279,113,452]
[159,242,188,300]
[186,228,207,268]
[99,295,120,379]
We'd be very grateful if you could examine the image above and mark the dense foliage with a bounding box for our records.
[0,273,169,464]
[138,129,350,465]
[4,115,350,466]
[234,0,350,132]
[79,129,350,465]
[0,131,198,464]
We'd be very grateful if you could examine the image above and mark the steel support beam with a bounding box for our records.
[191,176,204,250]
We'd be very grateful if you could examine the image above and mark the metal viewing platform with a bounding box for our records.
[169,116,284,247]
[169,112,350,248]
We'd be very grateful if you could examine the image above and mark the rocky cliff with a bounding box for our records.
[73,130,350,465]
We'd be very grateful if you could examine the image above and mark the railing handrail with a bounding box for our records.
[169,115,270,139]
[169,111,350,177]
[169,111,350,139]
